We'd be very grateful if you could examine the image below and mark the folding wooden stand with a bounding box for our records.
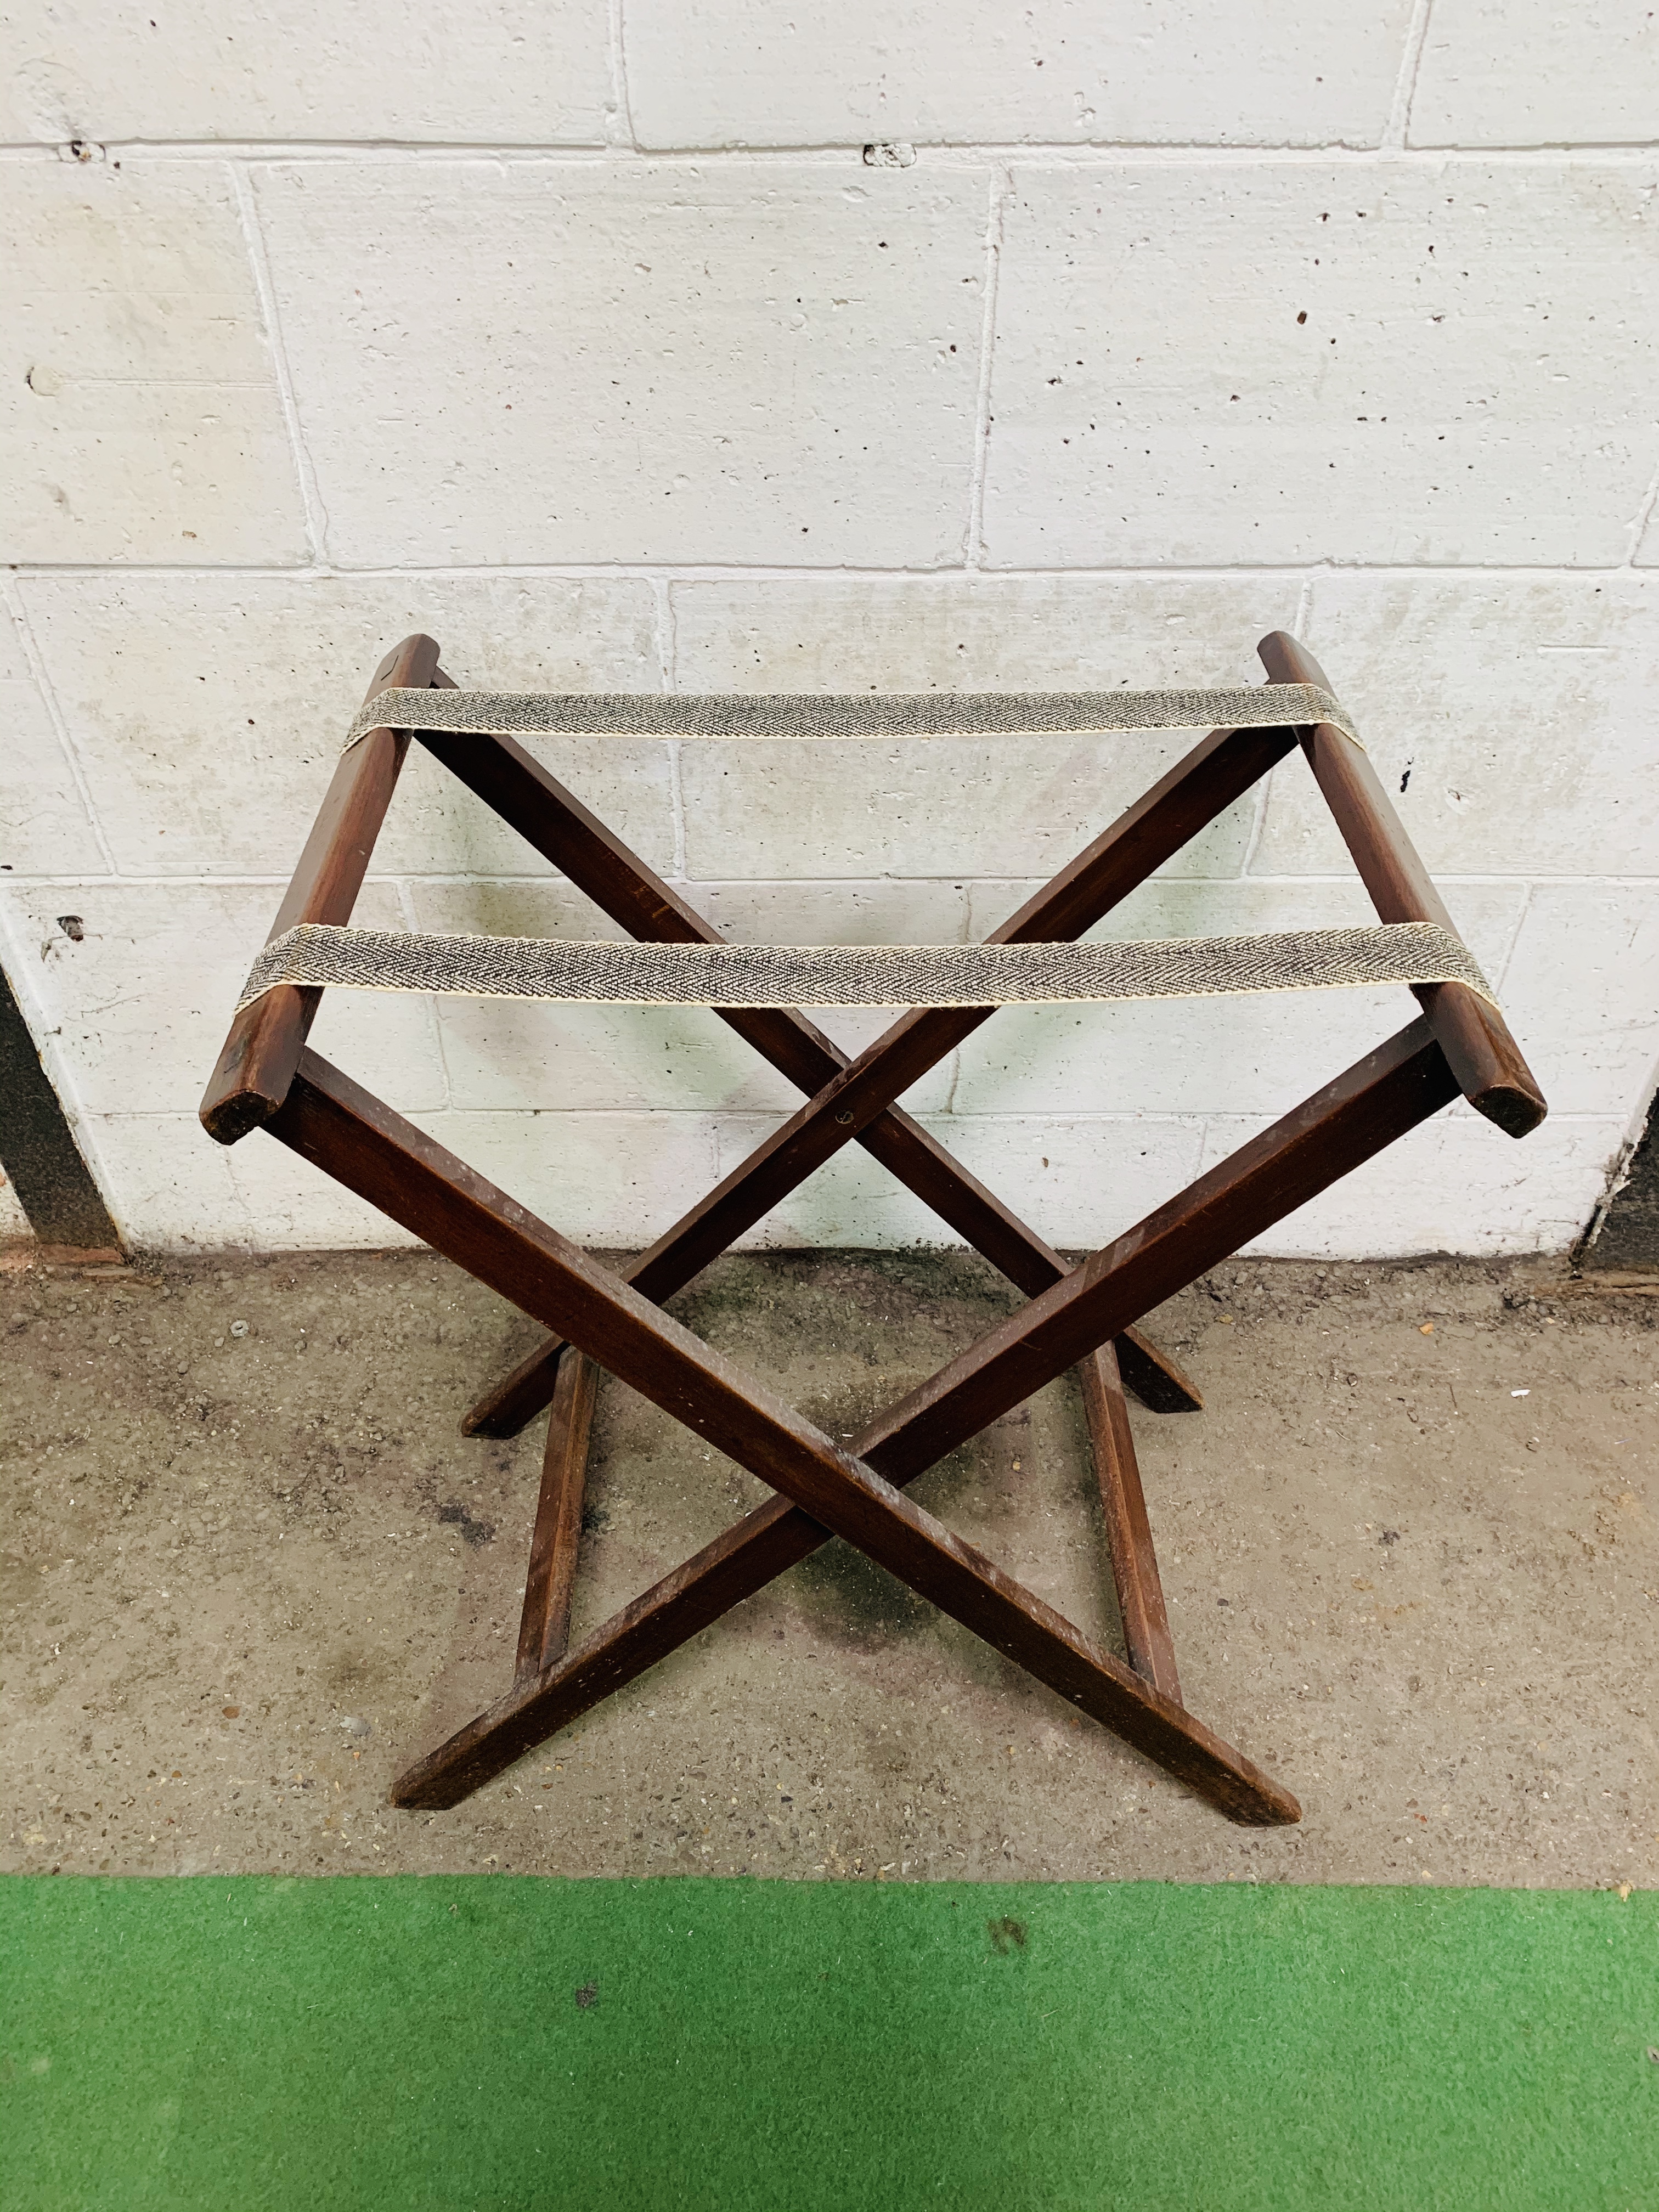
[201,630,1545,1825]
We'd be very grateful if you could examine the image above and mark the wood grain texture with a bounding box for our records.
[1256,631,1546,1138]
[514,1347,599,1680]
[1079,1342,1181,1701]
[386,1022,1455,1808]
[263,1051,1299,1826]
[199,634,441,1143]
[855,1021,1460,1482]
[256,1020,1454,1812]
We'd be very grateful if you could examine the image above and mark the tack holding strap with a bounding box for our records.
[342,683,1364,751]
[236,920,1496,1015]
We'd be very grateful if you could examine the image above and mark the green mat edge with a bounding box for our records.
[4,1874,1656,2212]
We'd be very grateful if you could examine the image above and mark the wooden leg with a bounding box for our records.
[398,1555,1278,1820]
[1078,1344,1180,1702]
[515,1348,599,1680]
[266,1026,1455,1816]
[368,1023,1456,1807]
[267,1050,1297,1829]
[439,715,1294,1436]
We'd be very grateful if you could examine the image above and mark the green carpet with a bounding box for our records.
[3,1877,1654,2210]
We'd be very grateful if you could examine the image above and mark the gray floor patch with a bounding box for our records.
[3,1247,1655,1887]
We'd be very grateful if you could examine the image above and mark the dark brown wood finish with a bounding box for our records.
[444,676,1301,1712]
[1079,1343,1180,1700]
[857,1021,1459,1481]
[437,713,1297,1434]
[199,635,442,1143]
[1256,632,1545,1138]
[255,1009,1451,1811]
[199,631,1550,1829]
[514,1348,599,1680]
[380,1020,1456,1807]
[268,1049,1299,1826]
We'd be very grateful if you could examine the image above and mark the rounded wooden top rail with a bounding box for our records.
[1256,631,1545,1138]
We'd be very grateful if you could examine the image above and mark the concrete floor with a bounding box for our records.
[3,1243,1655,1888]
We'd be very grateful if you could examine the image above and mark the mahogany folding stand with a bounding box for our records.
[201,631,1546,1825]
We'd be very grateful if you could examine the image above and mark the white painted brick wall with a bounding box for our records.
[621,3,1419,150]
[249,161,990,568]
[983,163,1657,568]
[4,161,307,562]
[1,2,615,145]
[2,7,1655,1261]
[1410,2,1659,150]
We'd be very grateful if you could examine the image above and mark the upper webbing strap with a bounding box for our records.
[236,919,1493,1015]
[343,683,1362,752]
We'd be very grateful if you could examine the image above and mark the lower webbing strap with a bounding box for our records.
[236,921,1494,1014]
[343,682,1362,751]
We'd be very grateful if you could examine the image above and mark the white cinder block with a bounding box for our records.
[84,1112,255,1251]
[17,572,670,878]
[0,1,611,146]
[708,1111,967,1248]
[409,878,785,1115]
[984,163,1659,568]
[0,600,104,874]
[439,1109,720,1251]
[1,161,306,564]
[1260,574,1659,878]
[3,103,1646,1273]
[738,1122,960,1245]
[3,879,447,1118]
[252,161,988,567]
[98,1107,719,1255]
[1410,1,1659,149]
[962,875,1528,971]
[1202,1113,1623,1258]
[716,1108,1207,1251]
[669,573,1300,688]
[696,876,972,949]
[952,878,1527,1119]
[1499,886,1659,1121]
[0,1165,32,1241]
[224,1122,426,1250]
[433,998,772,1119]
[673,572,1299,881]
[678,738,1257,885]
[624,1,1413,150]
[919,1111,1210,1254]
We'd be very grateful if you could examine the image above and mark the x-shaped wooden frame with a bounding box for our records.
[202,630,1545,1825]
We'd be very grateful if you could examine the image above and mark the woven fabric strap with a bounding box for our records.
[343,683,1362,751]
[236,920,1493,1014]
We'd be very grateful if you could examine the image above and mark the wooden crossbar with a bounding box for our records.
[409,695,1305,1702]
[200,628,1547,1834]
[270,1018,1448,1815]
[270,1047,1306,1822]
[204,639,1221,1714]
[420,708,1277,1434]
